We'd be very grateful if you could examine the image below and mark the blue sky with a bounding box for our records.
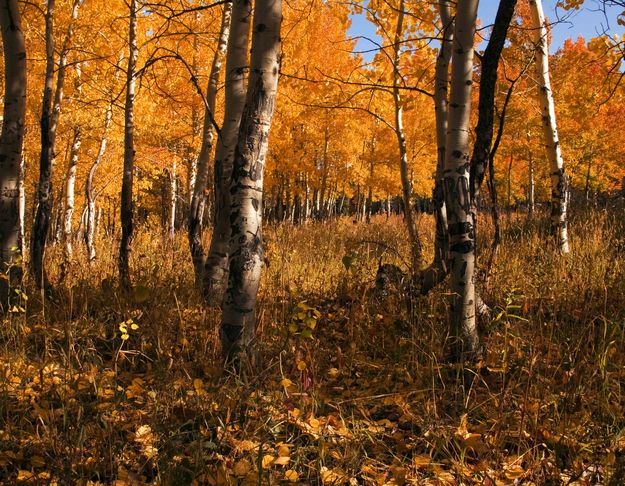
[348,0,625,61]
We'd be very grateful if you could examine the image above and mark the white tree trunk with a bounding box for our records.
[63,63,82,260]
[529,0,569,253]
[203,0,252,300]
[169,157,176,240]
[392,0,421,269]
[422,0,453,292]
[188,2,233,283]
[442,0,480,360]
[0,0,27,302]
[221,0,282,359]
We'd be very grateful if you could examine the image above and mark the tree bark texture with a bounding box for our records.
[0,0,26,303]
[203,0,252,301]
[442,0,481,361]
[221,0,281,359]
[529,0,569,253]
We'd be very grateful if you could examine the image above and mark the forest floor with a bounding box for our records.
[1,207,625,485]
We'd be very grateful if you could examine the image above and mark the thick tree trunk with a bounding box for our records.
[119,0,138,290]
[421,0,453,293]
[18,157,25,261]
[442,0,480,361]
[393,0,421,269]
[221,0,281,360]
[0,0,26,304]
[203,0,252,301]
[529,0,569,253]
[188,2,232,282]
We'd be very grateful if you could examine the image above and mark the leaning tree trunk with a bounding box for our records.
[0,0,26,305]
[188,2,232,283]
[442,0,480,361]
[529,0,569,253]
[221,0,281,360]
[421,0,453,293]
[393,0,421,270]
[31,0,80,290]
[119,0,138,290]
[203,0,252,302]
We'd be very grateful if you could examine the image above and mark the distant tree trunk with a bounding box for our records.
[0,0,26,304]
[221,0,281,360]
[62,63,82,261]
[421,0,453,293]
[393,0,421,269]
[526,130,534,216]
[188,2,232,282]
[168,157,176,240]
[442,0,480,361]
[31,0,80,290]
[119,0,138,290]
[529,0,569,253]
[85,100,113,262]
[18,157,25,261]
[203,0,251,301]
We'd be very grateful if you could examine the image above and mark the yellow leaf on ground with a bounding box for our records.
[285,469,299,482]
[232,459,251,477]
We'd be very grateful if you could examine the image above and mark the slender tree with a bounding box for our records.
[393,0,421,270]
[0,0,26,304]
[31,0,81,290]
[119,0,138,289]
[421,0,453,293]
[529,0,569,253]
[221,0,281,360]
[442,0,480,361]
[203,0,252,301]
[62,63,82,261]
[188,2,233,282]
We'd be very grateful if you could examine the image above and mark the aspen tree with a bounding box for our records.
[119,0,138,290]
[203,0,252,301]
[0,0,26,304]
[442,0,480,360]
[188,2,233,282]
[221,0,281,360]
[528,0,569,253]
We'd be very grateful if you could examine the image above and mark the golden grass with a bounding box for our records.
[1,207,624,484]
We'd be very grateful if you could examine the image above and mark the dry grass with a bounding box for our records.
[1,207,624,484]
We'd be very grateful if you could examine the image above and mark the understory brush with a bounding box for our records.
[1,208,624,484]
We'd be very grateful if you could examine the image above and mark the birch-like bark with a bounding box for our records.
[221,0,281,359]
[442,0,480,361]
[62,63,82,260]
[0,0,26,304]
[31,0,80,290]
[203,0,252,301]
[529,0,569,253]
[421,0,453,294]
[393,0,421,269]
[85,100,113,261]
[168,157,176,240]
[119,0,138,290]
[188,2,233,283]
[18,157,25,261]
[527,130,535,216]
